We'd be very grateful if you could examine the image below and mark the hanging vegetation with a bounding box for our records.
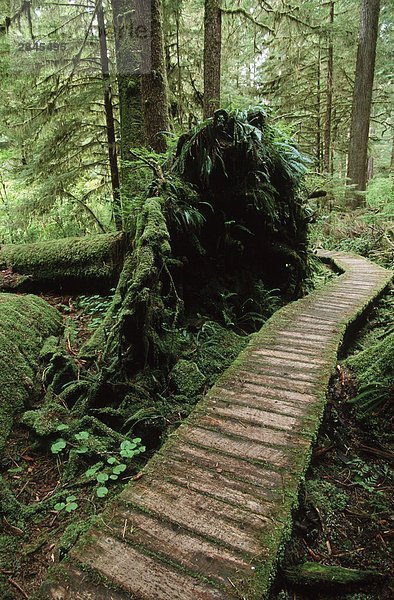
[170,108,311,301]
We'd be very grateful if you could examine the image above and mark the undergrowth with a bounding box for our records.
[307,174,393,268]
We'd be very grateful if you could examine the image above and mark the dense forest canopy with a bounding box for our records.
[0,0,392,240]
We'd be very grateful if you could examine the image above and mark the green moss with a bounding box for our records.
[0,232,124,291]
[22,392,71,436]
[0,294,62,450]
[0,534,20,599]
[59,516,100,557]
[347,331,393,387]
[80,197,171,365]
[0,475,25,527]
[284,562,384,586]
[170,360,205,396]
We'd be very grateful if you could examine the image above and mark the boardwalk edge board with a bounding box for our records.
[39,252,393,600]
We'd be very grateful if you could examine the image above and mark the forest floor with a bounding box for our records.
[0,294,117,599]
[0,289,248,599]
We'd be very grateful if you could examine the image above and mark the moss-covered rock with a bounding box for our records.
[0,232,125,293]
[170,359,206,396]
[0,293,62,450]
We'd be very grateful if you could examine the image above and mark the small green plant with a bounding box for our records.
[51,438,67,454]
[50,429,91,456]
[348,458,384,494]
[83,437,146,498]
[54,495,79,513]
[76,292,115,331]
[50,427,146,499]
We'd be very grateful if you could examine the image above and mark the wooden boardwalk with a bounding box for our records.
[42,251,392,600]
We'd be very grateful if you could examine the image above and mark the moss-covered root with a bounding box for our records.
[0,232,125,293]
[0,293,62,450]
[80,197,172,367]
[284,562,385,587]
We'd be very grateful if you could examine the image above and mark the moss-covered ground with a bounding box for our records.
[0,294,61,451]
[269,288,393,600]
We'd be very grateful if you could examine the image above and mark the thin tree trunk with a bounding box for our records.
[323,0,334,173]
[175,3,183,127]
[97,0,122,230]
[316,40,322,172]
[141,0,170,153]
[203,0,222,119]
[347,0,380,202]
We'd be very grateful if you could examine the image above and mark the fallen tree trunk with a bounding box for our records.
[0,232,126,293]
[284,562,385,588]
[0,293,62,451]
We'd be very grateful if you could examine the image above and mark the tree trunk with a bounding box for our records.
[203,0,222,119]
[0,233,125,293]
[97,0,122,230]
[284,562,385,587]
[316,40,322,172]
[141,0,170,153]
[347,0,380,202]
[323,0,334,173]
[110,0,144,164]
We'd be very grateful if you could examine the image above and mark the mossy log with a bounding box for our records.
[0,232,126,293]
[284,562,385,587]
[0,293,62,450]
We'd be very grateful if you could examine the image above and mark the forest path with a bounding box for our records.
[42,251,392,600]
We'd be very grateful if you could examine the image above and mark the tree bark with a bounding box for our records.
[110,0,144,163]
[347,0,380,202]
[316,40,322,172]
[203,0,222,119]
[0,233,125,293]
[141,0,170,153]
[323,0,334,173]
[97,0,122,230]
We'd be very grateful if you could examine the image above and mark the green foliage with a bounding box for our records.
[309,174,393,268]
[80,437,145,498]
[54,495,79,513]
[365,175,394,216]
[346,458,386,494]
[346,330,393,419]
[0,3,115,241]
[48,418,146,499]
[76,292,115,331]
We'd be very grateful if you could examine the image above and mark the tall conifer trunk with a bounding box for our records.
[203,0,222,119]
[141,0,170,153]
[316,40,322,172]
[110,0,144,165]
[323,0,334,174]
[347,0,380,202]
